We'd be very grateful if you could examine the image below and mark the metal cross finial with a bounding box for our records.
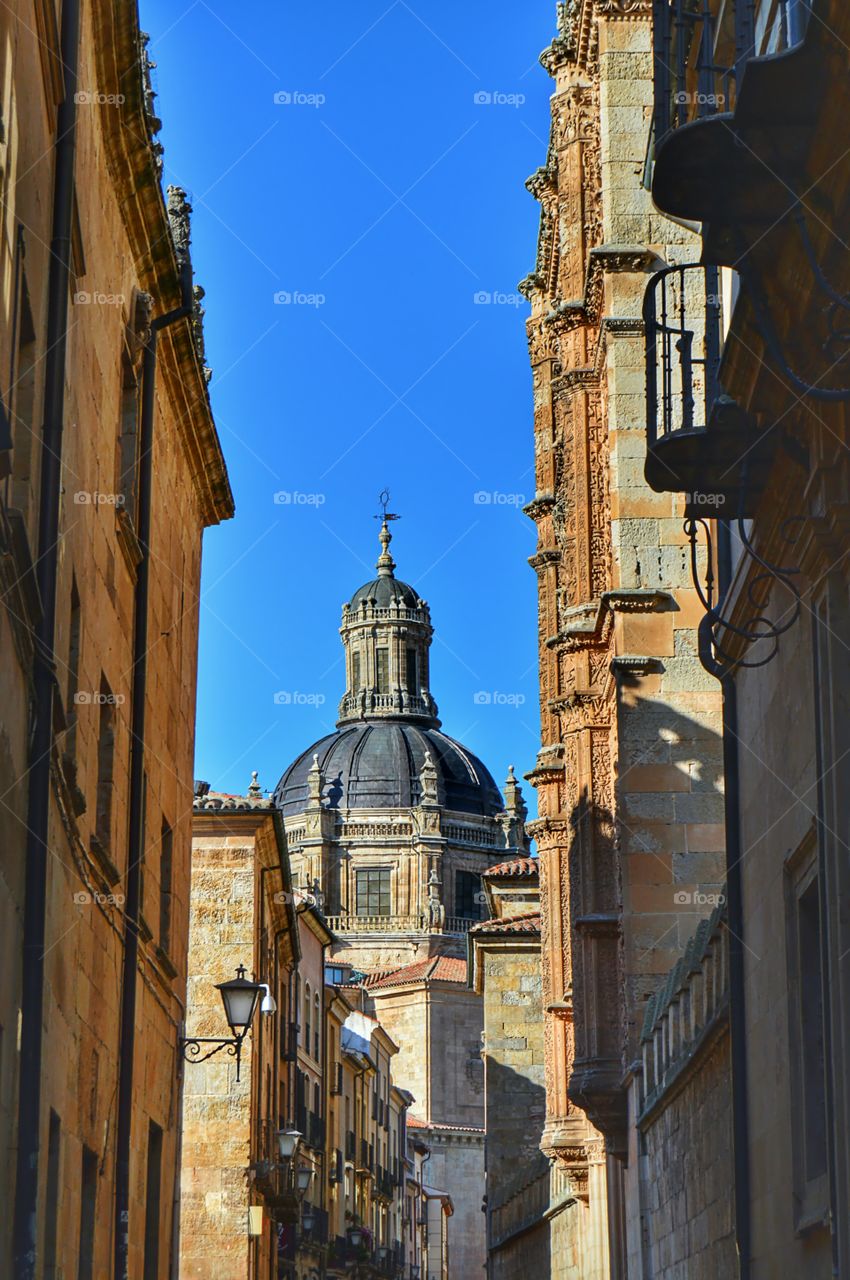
[374,488,400,523]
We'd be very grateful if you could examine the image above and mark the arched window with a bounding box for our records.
[304,984,311,1050]
[314,993,320,1059]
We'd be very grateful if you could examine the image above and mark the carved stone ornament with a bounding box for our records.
[596,0,652,14]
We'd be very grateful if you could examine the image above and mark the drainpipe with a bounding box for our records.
[113,242,193,1280]
[716,521,751,1280]
[11,0,81,1274]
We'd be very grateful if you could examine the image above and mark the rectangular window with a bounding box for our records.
[94,676,116,852]
[455,870,483,920]
[785,834,829,1229]
[797,878,827,1180]
[65,577,81,760]
[356,869,391,917]
[159,818,173,955]
[77,1145,97,1280]
[406,647,418,694]
[116,351,140,523]
[10,265,37,510]
[376,648,389,694]
[351,652,361,691]
[143,1121,163,1280]
[44,1110,61,1280]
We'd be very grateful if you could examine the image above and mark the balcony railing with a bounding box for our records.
[299,1203,330,1248]
[651,0,815,229]
[653,0,812,147]
[644,262,769,513]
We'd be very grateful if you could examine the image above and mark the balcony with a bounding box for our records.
[303,1110,325,1151]
[299,1202,329,1249]
[651,0,817,239]
[374,1165,395,1202]
[644,263,772,513]
[252,1121,301,1223]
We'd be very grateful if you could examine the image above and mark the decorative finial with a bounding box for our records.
[374,488,400,577]
[247,770,262,798]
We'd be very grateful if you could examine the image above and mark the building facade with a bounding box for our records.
[180,784,300,1280]
[521,1,729,1273]
[0,3,231,1277]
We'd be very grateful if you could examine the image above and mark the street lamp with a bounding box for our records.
[180,964,264,1082]
[296,1165,314,1197]
[277,1128,302,1162]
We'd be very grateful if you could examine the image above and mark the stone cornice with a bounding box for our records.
[523,492,556,521]
[90,1,233,526]
[546,589,675,652]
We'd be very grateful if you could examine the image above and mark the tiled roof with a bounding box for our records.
[468,912,541,936]
[408,1115,485,1134]
[483,856,539,879]
[363,955,468,990]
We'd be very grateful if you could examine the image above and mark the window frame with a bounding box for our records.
[355,867,392,918]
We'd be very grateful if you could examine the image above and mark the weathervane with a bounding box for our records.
[375,488,401,524]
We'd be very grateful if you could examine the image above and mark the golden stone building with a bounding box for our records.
[183,780,449,1280]
[0,2,231,1277]
[520,1,728,1273]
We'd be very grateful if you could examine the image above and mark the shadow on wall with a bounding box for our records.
[562,684,726,1115]
[485,1058,552,1280]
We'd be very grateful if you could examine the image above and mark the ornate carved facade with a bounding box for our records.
[523,3,726,1272]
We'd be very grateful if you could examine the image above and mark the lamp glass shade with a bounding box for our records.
[348,1227,363,1248]
[276,1128,302,1160]
[215,965,263,1035]
[296,1165,313,1194]
[301,1208,316,1232]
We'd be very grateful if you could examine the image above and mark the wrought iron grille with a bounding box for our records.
[644,262,722,453]
[652,0,812,147]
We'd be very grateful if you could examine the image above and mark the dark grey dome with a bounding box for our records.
[273,721,504,818]
[348,577,421,610]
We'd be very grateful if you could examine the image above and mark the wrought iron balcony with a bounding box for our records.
[651,0,816,232]
[644,263,772,515]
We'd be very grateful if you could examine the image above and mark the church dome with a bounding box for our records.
[273,721,504,818]
[348,576,421,610]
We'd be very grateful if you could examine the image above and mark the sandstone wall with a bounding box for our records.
[640,1032,735,1280]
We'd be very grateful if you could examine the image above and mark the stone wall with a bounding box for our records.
[416,1127,486,1280]
[640,1031,735,1280]
[479,940,547,1200]
[180,834,256,1279]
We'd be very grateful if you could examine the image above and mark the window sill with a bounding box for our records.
[115,507,142,580]
[89,833,120,886]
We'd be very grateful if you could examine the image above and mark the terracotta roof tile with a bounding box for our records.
[363,955,468,990]
[482,856,539,879]
[468,912,541,935]
[408,1115,485,1134]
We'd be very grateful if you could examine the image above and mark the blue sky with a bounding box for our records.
[141,1,554,812]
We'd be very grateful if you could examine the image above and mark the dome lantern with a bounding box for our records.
[338,509,439,728]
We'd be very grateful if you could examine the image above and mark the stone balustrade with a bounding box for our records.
[324,914,477,935]
[639,901,728,1115]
